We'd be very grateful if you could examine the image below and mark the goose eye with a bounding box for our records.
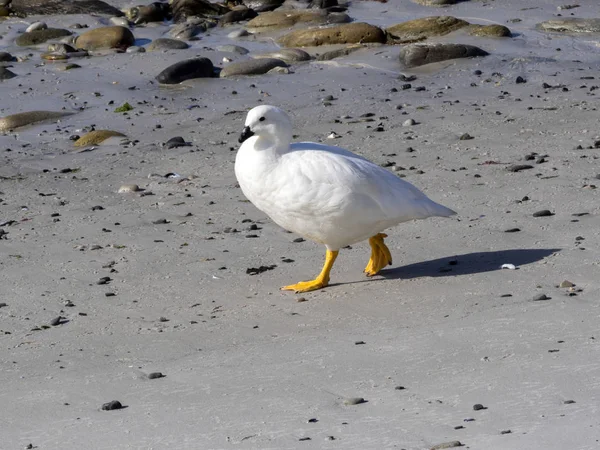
[259,116,265,122]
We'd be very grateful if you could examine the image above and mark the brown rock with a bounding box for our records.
[0,111,74,132]
[74,130,126,147]
[278,22,386,47]
[75,26,135,50]
[386,16,469,43]
[468,24,511,37]
[399,42,488,68]
[247,10,329,28]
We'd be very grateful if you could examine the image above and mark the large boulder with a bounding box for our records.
[386,16,469,43]
[537,18,600,33]
[75,26,135,50]
[9,0,123,16]
[278,22,386,47]
[399,42,488,67]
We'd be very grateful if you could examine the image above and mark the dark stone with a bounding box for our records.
[532,209,553,217]
[156,57,215,84]
[0,52,14,62]
[148,372,165,379]
[516,76,526,84]
[399,43,489,68]
[308,0,338,8]
[220,58,287,77]
[101,400,124,410]
[49,316,62,326]
[0,66,17,80]
[165,136,189,148]
[504,228,520,233]
[15,28,72,46]
[507,164,533,172]
[219,7,257,25]
[10,0,123,16]
[473,403,486,410]
[246,265,276,275]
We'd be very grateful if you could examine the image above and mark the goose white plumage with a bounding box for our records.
[235,105,456,293]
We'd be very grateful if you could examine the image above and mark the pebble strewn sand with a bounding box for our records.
[1,1,600,449]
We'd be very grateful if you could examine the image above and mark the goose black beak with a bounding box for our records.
[238,126,254,143]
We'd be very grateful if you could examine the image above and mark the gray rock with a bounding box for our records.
[538,18,600,33]
[148,38,190,51]
[220,57,287,77]
[101,400,124,410]
[399,43,488,68]
[169,18,216,40]
[0,66,17,80]
[156,57,215,84]
[15,28,72,46]
[0,52,14,62]
[217,44,249,55]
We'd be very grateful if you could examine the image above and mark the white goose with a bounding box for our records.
[235,105,456,293]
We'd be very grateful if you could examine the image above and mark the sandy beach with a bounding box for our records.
[1,0,600,449]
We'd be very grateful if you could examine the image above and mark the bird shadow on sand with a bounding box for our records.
[378,248,560,280]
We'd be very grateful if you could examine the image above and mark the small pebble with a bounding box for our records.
[148,372,165,379]
[403,119,416,127]
[559,280,574,288]
[500,430,512,434]
[564,399,576,404]
[101,400,124,411]
[343,397,366,405]
[533,210,554,217]
[49,316,61,326]
[516,76,526,84]
[430,441,462,450]
[459,133,474,140]
[533,293,550,301]
[473,403,486,411]
[118,184,140,193]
